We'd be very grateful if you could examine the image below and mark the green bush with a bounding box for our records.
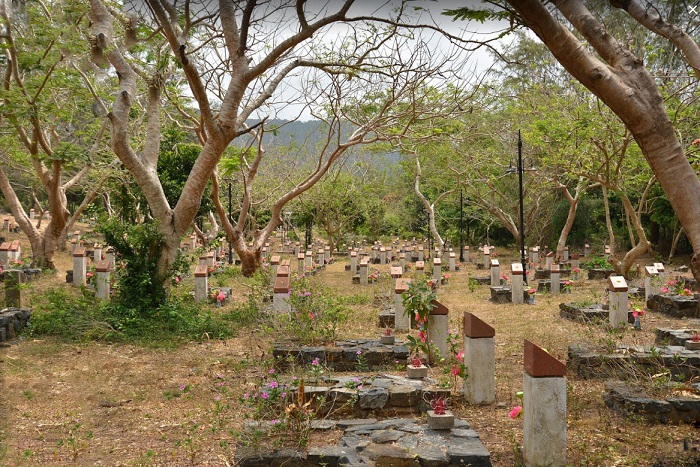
[581,256,612,270]
[29,287,232,347]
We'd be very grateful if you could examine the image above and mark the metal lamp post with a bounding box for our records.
[517,130,527,284]
[459,188,464,262]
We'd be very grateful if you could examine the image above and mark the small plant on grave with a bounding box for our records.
[282,275,349,345]
[500,273,509,286]
[355,350,369,371]
[410,354,424,367]
[443,331,467,393]
[582,256,613,271]
[368,269,380,283]
[402,278,436,358]
[383,326,393,337]
[562,279,573,293]
[691,331,700,343]
[467,274,478,293]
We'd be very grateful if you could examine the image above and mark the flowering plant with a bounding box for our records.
[383,327,393,337]
[368,270,379,283]
[526,287,536,295]
[562,280,573,292]
[691,331,699,343]
[402,279,436,360]
[430,396,449,415]
[509,391,524,419]
[442,272,450,281]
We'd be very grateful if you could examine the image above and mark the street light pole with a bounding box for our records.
[518,130,527,284]
[459,189,464,262]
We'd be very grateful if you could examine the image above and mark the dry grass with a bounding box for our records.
[1,238,699,466]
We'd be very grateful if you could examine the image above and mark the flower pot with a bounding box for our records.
[427,409,454,430]
[407,364,428,379]
[528,295,535,305]
[685,340,700,351]
[380,335,395,345]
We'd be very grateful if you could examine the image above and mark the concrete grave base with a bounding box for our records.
[235,417,491,466]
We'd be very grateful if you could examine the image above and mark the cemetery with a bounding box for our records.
[3,2,700,466]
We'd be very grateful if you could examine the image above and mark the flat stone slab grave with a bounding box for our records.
[604,380,700,425]
[273,339,409,372]
[236,417,492,466]
[647,294,700,319]
[568,343,700,380]
[656,324,700,346]
[559,303,635,324]
[303,373,450,417]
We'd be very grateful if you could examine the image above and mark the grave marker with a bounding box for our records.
[415,260,424,274]
[653,262,666,283]
[418,245,424,262]
[483,246,490,269]
[550,264,561,295]
[523,339,567,467]
[645,266,659,301]
[194,265,208,303]
[395,278,411,332]
[432,257,442,286]
[359,257,369,285]
[391,266,403,278]
[72,246,87,287]
[608,276,629,327]
[273,276,291,312]
[297,252,305,276]
[270,255,281,287]
[464,245,470,263]
[563,246,569,261]
[317,248,325,268]
[428,300,449,363]
[545,251,553,270]
[0,242,9,265]
[448,251,456,272]
[511,263,524,304]
[379,247,386,265]
[584,243,591,257]
[489,259,500,286]
[93,244,102,262]
[463,312,495,404]
[95,260,111,300]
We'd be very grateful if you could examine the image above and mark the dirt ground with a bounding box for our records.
[1,232,700,466]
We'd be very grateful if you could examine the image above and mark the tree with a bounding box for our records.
[500,1,700,280]
[92,0,476,278]
[0,0,112,269]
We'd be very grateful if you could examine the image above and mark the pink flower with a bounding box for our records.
[418,330,427,343]
[217,291,226,302]
[268,381,278,389]
[509,405,523,419]
[175,276,180,283]
[261,392,269,399]
[456,351,464,362]
[450,364,461,376]
[661,286,669,294]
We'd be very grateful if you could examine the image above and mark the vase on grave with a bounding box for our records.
[427,396,454,430]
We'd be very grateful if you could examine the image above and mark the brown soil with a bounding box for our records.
[1,234,699,466]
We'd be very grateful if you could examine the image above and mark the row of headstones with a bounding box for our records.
[398,296,567,467]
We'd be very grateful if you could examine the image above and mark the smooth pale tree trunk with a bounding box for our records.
[508,0,700,285]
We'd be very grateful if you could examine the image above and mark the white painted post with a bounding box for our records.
[563,246,569,261]
[490,259,500,286]
[71,247,86,287]
[395,278,411,332]
[399,252,406,270]
[380,247,386,265]
[653,262,666,284]
[448,252,456,272]
[359,257,369,285]
[418,245,424,262]
[29,209,35,220]
[584,243,591,257]
[2,218,9,231]
[645,266,659,301]
[297,253,305,276]
[463,312,495,404]
[427,300,449,364]
[433,257,442,287]
[194,265,208,303]
[545,252,553,270]
[317,248,325,268]
[464,245,470,263]
[523,340,567,467]
[511,263,524,304]
[95,260,111,300]
[550,264,561,295]
[350,250,358,274]
[608,276,629,327]
[305,250,313,270]
[270,255,280,288]
[415,260,425,275]
[483,246,490,269]
[273,275,291,312]
[93,244,102,263]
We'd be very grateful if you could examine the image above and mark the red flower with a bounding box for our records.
[509,405,523,419]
